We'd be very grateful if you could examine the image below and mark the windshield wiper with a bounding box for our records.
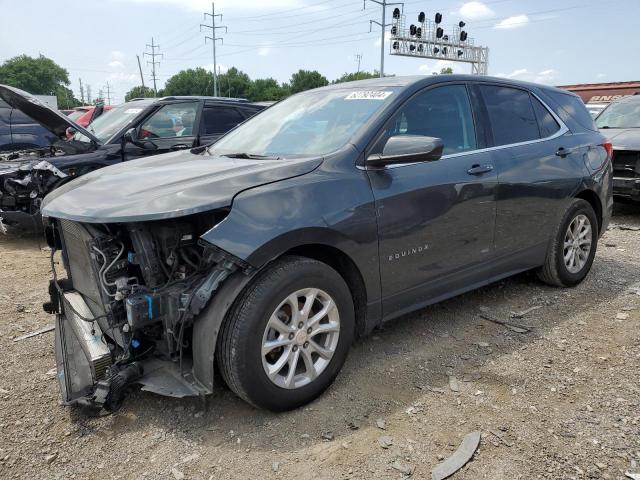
[221,152,280,160]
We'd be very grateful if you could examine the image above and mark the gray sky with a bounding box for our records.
[1,0,637,104]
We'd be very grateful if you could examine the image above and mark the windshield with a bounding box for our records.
[67,110,86,121]
[208,87,400,157]
[596,100,640,128]
[74,102,149,142]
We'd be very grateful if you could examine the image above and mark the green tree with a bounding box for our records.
[0,54,80,107]
[333,71,379,84]
[432,67,454,75]
[125,85,156,102]
[162,68,213,96]
[246,78,289,102]
[54,85,81,109]
[217,67,252,99]
[289,70,328,94]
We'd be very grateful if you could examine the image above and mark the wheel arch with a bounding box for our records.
[575,189,603,233]
[284,244,368,338]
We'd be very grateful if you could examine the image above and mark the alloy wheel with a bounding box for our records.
[261,288,340,389]
[563,214,592,274]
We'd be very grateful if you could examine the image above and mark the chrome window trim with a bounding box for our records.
[361,89,568,171]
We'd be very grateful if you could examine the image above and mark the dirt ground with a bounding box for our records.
[0,205,639,480]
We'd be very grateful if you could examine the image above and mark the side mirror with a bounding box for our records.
[366,135,444,167]
[123,127,158,150]
[123,127,136,144]
[65,127,77,137]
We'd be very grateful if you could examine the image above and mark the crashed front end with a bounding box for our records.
[44,211,248,413]
[0,150,69,231]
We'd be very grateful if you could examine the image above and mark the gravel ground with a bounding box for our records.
[0,204,639,480]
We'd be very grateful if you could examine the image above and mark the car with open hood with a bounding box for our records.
[595,94,640,202]
[41,75,612,414]
[0,84,264,230]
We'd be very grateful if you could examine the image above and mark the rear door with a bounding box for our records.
[477,83,582,272]
[123,101,200,161]
[198,103,247,146]
[367,83,498,318]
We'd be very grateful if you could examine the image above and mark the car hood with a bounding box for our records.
[600,128,640,150]
[41,150,322,223]
[0,84,101,144]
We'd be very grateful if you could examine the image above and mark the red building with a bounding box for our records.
[558,81,640,104]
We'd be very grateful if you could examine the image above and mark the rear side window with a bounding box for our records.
[201,106,245,135]
[480,85,539,146]
[531,96,561,138]
[545,91,598,132]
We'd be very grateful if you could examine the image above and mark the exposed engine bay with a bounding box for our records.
[45,211,249,413]
[0,142,95,230]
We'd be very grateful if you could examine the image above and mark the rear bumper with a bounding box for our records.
[613,176,640,202]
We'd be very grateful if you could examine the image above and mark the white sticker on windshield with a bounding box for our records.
[124,108,143,114]
[345,91,393,100]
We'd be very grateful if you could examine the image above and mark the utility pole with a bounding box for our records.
[86,85,92,104]
[365,0,403,78]
[136,54,146,88]
[79,78,85,104]
[355,53,363,76]
[103,82,112,105]
[144,37,162,96]
[200,2,227,97]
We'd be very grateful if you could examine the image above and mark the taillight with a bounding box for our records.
[602,141,613,159]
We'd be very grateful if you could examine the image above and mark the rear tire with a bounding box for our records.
[537,199,598,287]
[217,256,355,411]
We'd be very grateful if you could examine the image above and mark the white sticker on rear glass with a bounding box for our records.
[345,91,393,100]
[124,108,143,114]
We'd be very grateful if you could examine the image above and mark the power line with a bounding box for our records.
[200,2,227,97]
[136,55,145,88]
[103,81,112,105]
[366,0,404,78]
[79,78,85,104]
[355,53,363,74]
[225,0,338,21]
[144,37,163,95]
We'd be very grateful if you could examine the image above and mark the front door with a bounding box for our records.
[123,101,200,161]
[366,84,497,318]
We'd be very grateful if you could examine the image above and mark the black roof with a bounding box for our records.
[317,74,575,97]
[129,95,250,103]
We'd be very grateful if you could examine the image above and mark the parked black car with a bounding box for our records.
[41,75,612,413]
[0,96,56,152]
[595,94,640,202]
[0,84,264,229]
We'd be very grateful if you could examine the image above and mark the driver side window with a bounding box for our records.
[380,85,477,156]
[139,102,198,139]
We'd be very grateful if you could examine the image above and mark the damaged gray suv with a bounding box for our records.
[42,75,612,413]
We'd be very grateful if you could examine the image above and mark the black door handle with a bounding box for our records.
[556,147,571,157]
[170,144,190,151]
[467,164,494,175]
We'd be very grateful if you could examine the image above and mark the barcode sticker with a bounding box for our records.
[345,91,393,100]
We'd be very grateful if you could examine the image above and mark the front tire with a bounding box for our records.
[217,256,355,411]
[537,199,599,287]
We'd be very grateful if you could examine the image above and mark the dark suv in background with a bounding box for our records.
[595,94,640,202]
[0,84,264,229]
[41,75,612,414]
[0,97,54,151]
